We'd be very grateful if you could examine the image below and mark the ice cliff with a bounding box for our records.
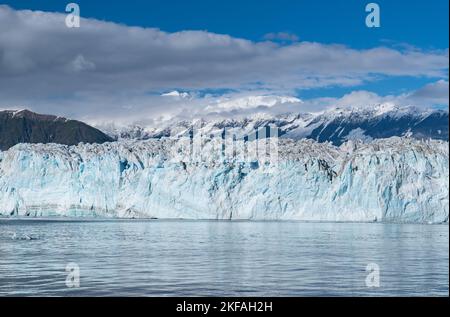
[0,137,448,223]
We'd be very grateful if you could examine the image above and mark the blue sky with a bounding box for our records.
[0,1,448,122]
[3,0,448,49]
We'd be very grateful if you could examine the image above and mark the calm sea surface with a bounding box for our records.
[0,219,448,296]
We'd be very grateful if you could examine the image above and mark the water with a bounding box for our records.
[0,219,448,296]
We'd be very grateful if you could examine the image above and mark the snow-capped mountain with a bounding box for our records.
[290,104,449,145]
[101,104,449,145]
[0,137,448,223]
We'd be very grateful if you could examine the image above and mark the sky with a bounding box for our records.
[0,0,448,125]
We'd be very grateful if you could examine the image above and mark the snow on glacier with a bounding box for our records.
[0,137,448,223]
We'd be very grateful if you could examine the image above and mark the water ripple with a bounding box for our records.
[0,220,448,296]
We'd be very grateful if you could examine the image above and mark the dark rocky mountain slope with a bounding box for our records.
[0,110,113,151]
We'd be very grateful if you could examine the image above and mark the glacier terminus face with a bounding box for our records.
[0,137,448,223]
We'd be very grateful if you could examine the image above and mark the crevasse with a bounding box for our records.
[0,137,448,223]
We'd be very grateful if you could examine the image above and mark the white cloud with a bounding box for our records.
[408,80,449,106]
[161,90,192,99]
[295,81,449,113]
[69,54,96,73]
[0,5,448,123]
[206,95,302,112]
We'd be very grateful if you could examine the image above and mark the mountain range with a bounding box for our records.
[102,104,449,145]
[0,105,448,150]
[0,110,113,151]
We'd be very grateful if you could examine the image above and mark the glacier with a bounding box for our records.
[0,137,448,223]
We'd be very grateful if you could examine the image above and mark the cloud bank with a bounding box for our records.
[0,5,448,124]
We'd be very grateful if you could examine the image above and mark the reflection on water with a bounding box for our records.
[0,219,448,296]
